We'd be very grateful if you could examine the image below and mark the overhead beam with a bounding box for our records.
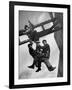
[19,18,57,36]
[19,27,62,46]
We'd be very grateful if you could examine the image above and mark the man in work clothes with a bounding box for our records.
[41,40,56,71]
[28,41,42,72]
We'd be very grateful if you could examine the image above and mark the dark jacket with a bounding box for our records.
[28,31,39,42]
[42,44,50,58]
[28,44,36,58]
[36,45,42,53]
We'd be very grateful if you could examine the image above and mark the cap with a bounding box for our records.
[28,43,32,47]
[24,25,29,30]
[36,41,40,43]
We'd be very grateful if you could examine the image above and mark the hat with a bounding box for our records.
[28,43,32,47]
[24,25,29,30]
[36,41,40,43]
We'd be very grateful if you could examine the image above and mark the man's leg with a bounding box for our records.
[28,56,38,69]
[36,60,41,72]
[35,55,42,72]
[28,60,35,69]
[42,58,56,71]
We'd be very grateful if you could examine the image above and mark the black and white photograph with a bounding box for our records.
[19,11,63,79]
[9,1,70,88]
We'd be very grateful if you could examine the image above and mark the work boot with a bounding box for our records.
[48,66,56,71]
[36,68,41,72]
[28,65,34,69]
